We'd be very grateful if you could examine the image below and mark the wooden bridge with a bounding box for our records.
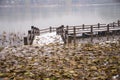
[24,20,120,45]
[24,26,56,45]
[56,20,120,44]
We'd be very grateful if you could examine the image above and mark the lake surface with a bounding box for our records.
[0,3,120,33]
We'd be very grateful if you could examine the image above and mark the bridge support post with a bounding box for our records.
[50,26,52,33]
[112,22,115,39]
[107,24,110,41]
[66,26,69,44]
[82,24,85,29]
[118,20,120,26]
[82,24,85,41]
[98,23,100,28]
[24,37,28,45]
[24,26,40,45]
[28,30,33,45]
[90,26,93,42]
[73,27,76,46]
[68,36,72,44]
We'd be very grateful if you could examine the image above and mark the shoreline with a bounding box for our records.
[0,40,120,79]
[0,3,120,8]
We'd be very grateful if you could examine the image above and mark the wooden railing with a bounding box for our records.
[24,26,56,45]
[24,26,40,45]
[24,20,120,45]
[39,27,56,34]
[56,20,120,44]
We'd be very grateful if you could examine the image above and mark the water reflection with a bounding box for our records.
[0,3,120,33]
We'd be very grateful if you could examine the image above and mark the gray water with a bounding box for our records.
[0,3,120,33]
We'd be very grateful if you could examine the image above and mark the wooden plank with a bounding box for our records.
[40,28,49,31]
[91,25,93,42]
[73,27,76,45]
[107,24,110,41]
[24,37,28,45]
[82,24,85,29]
[98,23,100,28]
[50,26,52,33]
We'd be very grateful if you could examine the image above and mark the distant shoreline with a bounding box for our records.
[0,2,120,8]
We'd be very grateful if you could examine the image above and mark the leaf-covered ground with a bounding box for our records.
[0,41,120,80]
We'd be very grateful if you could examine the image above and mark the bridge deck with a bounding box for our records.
[68,26,120,34]
[56,20,120,44]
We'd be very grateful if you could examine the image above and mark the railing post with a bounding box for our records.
[24,37,28,45]
[107,24,110,33]
[28,30,32,45]
[65,26,69,44]
[61,25,64,35]
[73,27,76,46]
[113,22,115,27]
[82,24,84,29]
[31,26,34,34]
[24,26,40,45]
[50,26,52,33]
[31,26,35,40]
[107,24,110,41]
[91,25,93,42]
[66,26,69,31]
[118,20,120,26]
[98,23,100,28]
[60,25,66,44]
[112,22,115,39]
[66,26,68,37]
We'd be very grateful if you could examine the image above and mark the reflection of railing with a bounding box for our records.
[56,20,120,45]
[24,26,56,45]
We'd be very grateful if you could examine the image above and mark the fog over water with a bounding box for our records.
[0,1,120,33]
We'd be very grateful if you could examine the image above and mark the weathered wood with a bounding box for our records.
[59,25,67,44]
[24,37,28,45]
[61,25,64,35]
[82,24,85,29]
[73,27,76,45]
[24,26,40,45]
[57,20,120,44]
[107,24,110,33]
[31,26,34,34]
[66,26,69,32]
[98,23,100,28]
[91,25,93,33]
[24,20,120,45]
[107,24,110,41]
[28,30,32,45]
[50,26,52,33]
[90,25,93,42]
[118,20,120,26]
[68,36,72,43]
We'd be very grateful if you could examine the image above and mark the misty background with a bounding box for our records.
[0,0,120,33]
[0,0,120,6]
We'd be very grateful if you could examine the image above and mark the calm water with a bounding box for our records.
[0,3,120,33]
